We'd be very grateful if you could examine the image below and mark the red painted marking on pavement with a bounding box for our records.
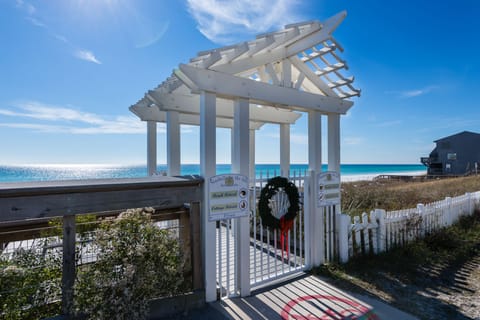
[281,294,379,320]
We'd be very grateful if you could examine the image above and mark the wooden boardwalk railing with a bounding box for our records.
[0,176,204,318]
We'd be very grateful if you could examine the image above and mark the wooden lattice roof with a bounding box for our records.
[130,11,359,128]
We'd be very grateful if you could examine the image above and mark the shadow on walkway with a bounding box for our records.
[211,273,416,320]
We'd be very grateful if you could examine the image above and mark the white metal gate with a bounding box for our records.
[249,170,308,289]
[215,170,317,299]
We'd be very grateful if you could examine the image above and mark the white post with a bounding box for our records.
[308,111,322,173]
[337,214,350,263]
[328,114,341,260]
[231,128,236,171]
[376,209,386,253]
[308,111,323,266]
[280,123,290,177]
[167,111,181,176]
[327,114,341,173]
[200,91,217,302]
[249,129,256,181]
[445,197,452,226]
[233,98,250,297]
[147,121,157,176]
[369,211,378,254]
[417,204,425,238]
[467,192,473,215]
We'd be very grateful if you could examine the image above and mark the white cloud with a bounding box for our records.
[343,137,363,145]
[376,120,402,127]
[75,50,102,64]
[186,0,301,44]
[25,17,45,28]
[387,85,438,99]
[14,3,103,65]
[16,0,35,15]
[0,101,146,134]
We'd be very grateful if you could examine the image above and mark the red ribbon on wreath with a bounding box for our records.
[279,216,295,259]
[258,176,300,261]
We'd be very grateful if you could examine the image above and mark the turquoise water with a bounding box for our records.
[0,164,426,183]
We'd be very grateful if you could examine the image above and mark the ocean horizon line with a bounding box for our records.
[0,162,424,167]
[0,163,426,183]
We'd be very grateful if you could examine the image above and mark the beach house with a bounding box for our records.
[421,131,480,176]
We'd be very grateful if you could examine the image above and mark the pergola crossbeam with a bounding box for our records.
[146,88,302,124]
[129,103,264,130]
[176,63,353,114]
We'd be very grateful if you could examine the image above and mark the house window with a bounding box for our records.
[447,153,457,160]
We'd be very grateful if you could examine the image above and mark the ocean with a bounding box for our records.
[0,164,426,183]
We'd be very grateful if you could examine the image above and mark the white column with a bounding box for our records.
[328,114,340,173]
[249,129,256,180]
[308,112,322,172]
[200,91,217,302]
[307,111,324,267]
[281,59,292,177]
[167,111,181,176]
[280,124,290,177]
[233,98,250,297]
[147,121,157,176]
[231,128,236,170]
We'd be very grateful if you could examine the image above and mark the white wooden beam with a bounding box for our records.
[167,111,181,176]
[209,11,346,75]
[328,113,341,172]
[249,129,256,180]
[131,103,264,129]
[200,91,217,302]
[147,89,302,123]
[232,98,250,297]
[282,59,292,88]
[308,111,322,172]
[280,123,290,176]
[294,72,305,90]
[289,56,338,97]
[265,63,280,86]
[147,121,157,176]
[308,111,324,267]
[176,64,353,114]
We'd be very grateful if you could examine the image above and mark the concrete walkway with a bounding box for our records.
[204,273,418,320]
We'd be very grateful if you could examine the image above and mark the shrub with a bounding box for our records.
[74,208,185,320]
[0,241,62,320]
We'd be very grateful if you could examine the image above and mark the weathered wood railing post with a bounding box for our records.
[179,207,192,283]
[62,215,76,318]
[189,201,203,291]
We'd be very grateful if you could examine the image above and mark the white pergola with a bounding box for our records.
[130,11,359,301]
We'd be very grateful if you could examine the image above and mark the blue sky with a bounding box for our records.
[1,0,479,165]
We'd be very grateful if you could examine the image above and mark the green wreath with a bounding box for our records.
[258,176,299,229]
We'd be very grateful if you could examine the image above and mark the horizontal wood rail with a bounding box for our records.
[0,176,204,318]
[0,175,203,223]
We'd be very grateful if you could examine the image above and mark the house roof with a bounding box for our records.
[130,11,359,129]
[434,131,480,143]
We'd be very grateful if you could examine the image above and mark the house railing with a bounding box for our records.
[337,191,480,260]
[0,176,203,319]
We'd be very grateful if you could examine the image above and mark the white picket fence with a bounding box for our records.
[338,191,480,261]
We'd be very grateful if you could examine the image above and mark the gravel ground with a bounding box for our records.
[320,251,480,320]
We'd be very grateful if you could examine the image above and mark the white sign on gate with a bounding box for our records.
[316,171,341,207]
[208,174,249,221]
